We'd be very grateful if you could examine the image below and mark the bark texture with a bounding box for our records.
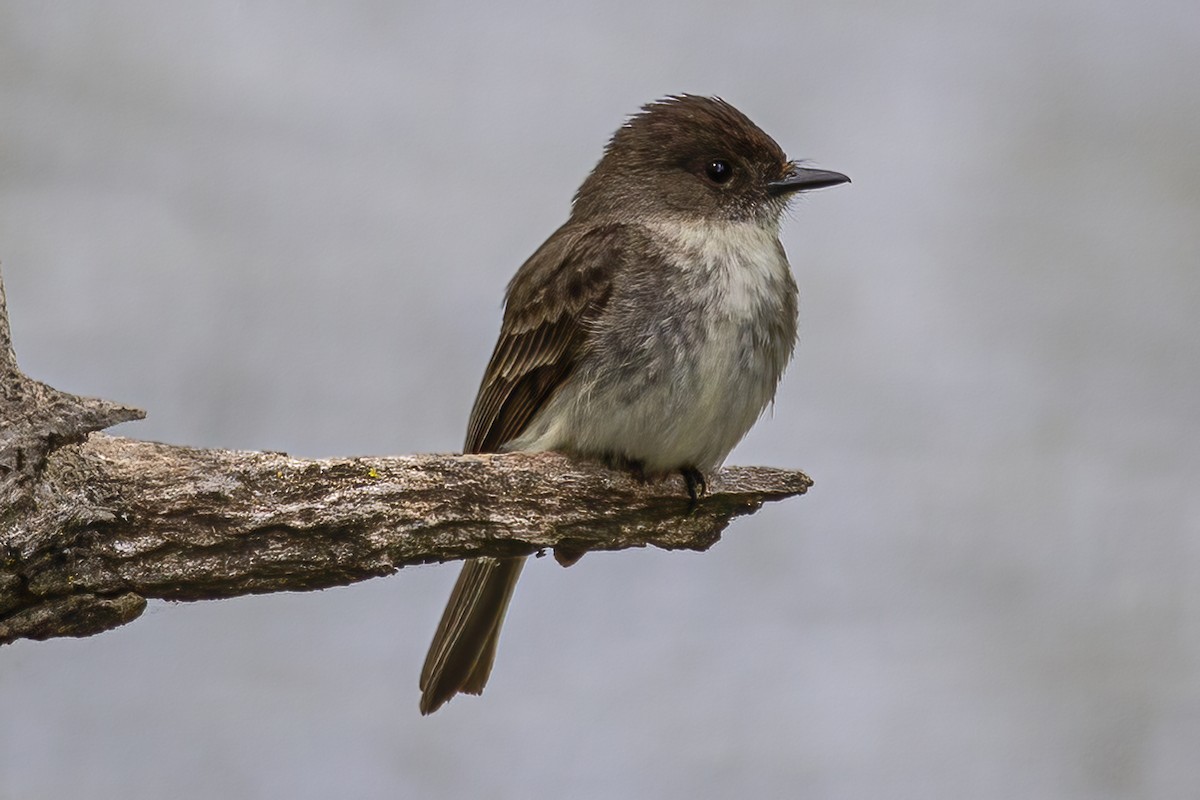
[0,268,811,645]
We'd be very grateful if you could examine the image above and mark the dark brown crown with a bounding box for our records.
[572,95,795,222]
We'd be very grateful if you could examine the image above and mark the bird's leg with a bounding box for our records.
[603,453,648,482]
[680,466,707,502]
[604,454,706,503]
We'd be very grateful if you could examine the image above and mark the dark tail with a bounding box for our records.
[419,556,526,715]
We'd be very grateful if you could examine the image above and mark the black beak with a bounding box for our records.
[767,166,851,196]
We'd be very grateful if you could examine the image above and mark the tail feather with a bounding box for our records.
[419,556,525,714]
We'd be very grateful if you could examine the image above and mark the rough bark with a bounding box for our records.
[0,267,811,645]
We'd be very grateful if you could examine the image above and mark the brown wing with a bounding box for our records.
[463,221,628,454]
[419,223,630,714]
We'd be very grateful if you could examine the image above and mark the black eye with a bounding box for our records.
[704,159,733,184]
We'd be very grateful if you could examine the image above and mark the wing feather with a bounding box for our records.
[464,222,627,454]
[421,222,637,714]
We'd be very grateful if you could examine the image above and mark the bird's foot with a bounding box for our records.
[680,466,707,504]
[603,453,649,482]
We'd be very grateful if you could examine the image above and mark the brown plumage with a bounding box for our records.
[418,224,622,714]
[418,95,847,714]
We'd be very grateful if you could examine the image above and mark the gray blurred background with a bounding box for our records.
[2,2,1198,798]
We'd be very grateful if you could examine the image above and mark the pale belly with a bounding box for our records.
[506,326,779,471]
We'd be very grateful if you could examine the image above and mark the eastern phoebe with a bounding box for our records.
[419,95,848,714]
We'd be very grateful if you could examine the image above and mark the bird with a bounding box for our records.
[419,94,848,714]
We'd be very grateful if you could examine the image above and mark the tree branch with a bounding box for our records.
[0,266,811,645]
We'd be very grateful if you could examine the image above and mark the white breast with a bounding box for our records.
[657,218,791,321]
[507,218,798,474]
